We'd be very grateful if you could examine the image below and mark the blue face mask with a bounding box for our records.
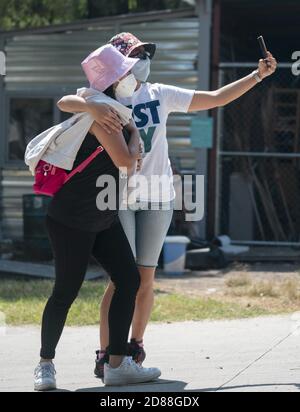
[131,56,151,82]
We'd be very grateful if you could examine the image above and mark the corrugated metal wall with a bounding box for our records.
[1,16,199,239]
[0,170,32,239]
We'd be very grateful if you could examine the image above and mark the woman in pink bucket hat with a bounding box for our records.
[58,33,277,379]
[81,44,139,93]
[34,44,161,390]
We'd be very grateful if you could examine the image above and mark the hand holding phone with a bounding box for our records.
[257,35,268,59]
[255,35,277,79]
[257,35,271,68]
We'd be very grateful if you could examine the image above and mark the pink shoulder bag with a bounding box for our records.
[33,146,104,197]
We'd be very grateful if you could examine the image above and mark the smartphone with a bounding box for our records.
[257,35,268,59]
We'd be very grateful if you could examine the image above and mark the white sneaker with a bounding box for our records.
[34,362,57,391]
[104,356,161,386]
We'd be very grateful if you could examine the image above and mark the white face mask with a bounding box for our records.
[115,73,137,100]
[131,56,151,82]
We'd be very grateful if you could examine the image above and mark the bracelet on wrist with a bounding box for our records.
[252,70,262,83]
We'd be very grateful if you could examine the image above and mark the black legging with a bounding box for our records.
[40,215,140,359]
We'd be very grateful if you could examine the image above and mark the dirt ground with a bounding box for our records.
[154,263,300,313]
[155,263,300,294]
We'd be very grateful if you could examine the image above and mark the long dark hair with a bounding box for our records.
[103,84,115,99]
[102,85,130,141]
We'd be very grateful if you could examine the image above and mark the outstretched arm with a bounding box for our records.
[188,51,277,112]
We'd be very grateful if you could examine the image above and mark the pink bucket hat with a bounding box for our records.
[109,32,156,59]
[81,44,139,92]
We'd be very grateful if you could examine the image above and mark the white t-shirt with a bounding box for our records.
[118,82,195,203]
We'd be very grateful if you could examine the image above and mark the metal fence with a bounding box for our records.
[216,63,300,246]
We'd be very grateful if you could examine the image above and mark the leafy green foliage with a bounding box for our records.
[0,0,189,31]
[0,0,88,30]
[87,0,186,17]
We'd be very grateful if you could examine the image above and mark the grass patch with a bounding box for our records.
[247,281,279,298]
[0,279,106,326]
[226,274,252,288]
[224,274,300,314]
[152,293,270,321]
[226,278,300,301]
[282,279,300,301]
[0,278,273,326]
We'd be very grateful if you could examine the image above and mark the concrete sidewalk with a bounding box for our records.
[1,315,300,392]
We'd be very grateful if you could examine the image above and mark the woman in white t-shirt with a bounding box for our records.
[58,32,277,377]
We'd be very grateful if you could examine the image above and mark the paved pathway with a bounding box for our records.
[1,315,299,392]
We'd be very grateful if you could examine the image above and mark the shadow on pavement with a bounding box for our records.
[187,383,300,392]
[51,381,300,393]
[75,379,188,392]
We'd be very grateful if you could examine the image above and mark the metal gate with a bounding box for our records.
[216,63,300,246]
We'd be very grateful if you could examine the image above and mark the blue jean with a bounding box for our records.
[119,201,174,268]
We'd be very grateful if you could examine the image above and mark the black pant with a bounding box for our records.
[40,215,140,359]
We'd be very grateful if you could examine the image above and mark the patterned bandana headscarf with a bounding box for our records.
[109,32,156,59]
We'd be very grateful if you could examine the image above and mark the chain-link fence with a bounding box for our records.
[216,64,300,245]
